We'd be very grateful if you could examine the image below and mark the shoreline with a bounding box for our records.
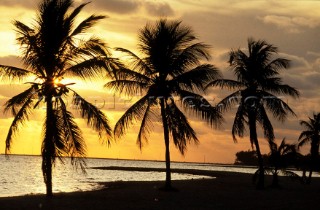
[1,154,234,165]
[1,169,319,210]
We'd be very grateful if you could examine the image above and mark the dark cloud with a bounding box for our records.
[259,15,320,34]
[0,0,37,9]
[0,56,23,68]
[181,10,320,59]
[305,72,320,86]
[92,0,141,14]
[90,0,174,16]
[144,2,174,16]
[0,84,27,102]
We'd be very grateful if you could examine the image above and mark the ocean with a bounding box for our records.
[0,155,259,197]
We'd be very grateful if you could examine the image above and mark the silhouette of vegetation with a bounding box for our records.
[298,113,320,184]
[207,38,299,189]
[234,150,260,166]
[106,19,222,190]
[0,0,114,197]
[253,138,300,188]
[0,0,313,197]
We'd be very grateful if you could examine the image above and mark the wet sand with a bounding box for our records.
[0,168,319,210]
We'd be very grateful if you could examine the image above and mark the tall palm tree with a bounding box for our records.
[298,113,320,183]
[106,19,222,190]
[0,0,113,197]
[207,38,299,189]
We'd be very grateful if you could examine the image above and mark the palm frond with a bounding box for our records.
[178,90,223,128]
[13,20,46,77]
[106,80,149,96]
[265,83,300,98]
[216,90,242,112]
[268,139,278,153]
[0,65,33,81]
[281,170,301,181]
[298,131,312,148]
[278,138,287,152]
[71,90,112,145]
[82,38,110,57]
[206,79,244,90]
[298,130,313,140]
[60,38,112,78]
[229,50,248,80]
[138,19,210,77]
[171,64,221,92]
[59,99,86,172]
[66,57,107,80]
[114,95,152,138]
[166,101,198,155]
[4,86,38,116]
[262,92,296,121]
[41,103,66,167]
[112,67,152,83]
[164,19,197,48]
[14,20,34,35]
[232,104,247,142]
[115,47,153,75]
[5,95,35,153]
[71,15,106,37]
[171,42,212,74]
[256,105,275,141]
[299,120,313,131]
[64,2,89,29]
[136,102,156,149]
[266,58,290,73]
[281,142,297,156]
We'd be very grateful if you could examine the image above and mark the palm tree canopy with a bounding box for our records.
[207,38,299,143]
[106,19,222,154]
[298,113,320,151]
[1,0,113,165]
[268,138,297,168]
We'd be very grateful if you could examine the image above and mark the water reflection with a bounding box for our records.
[0,155,212,197]
[2,155,316,197]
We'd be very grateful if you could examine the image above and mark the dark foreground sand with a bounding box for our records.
[0,168,319,210]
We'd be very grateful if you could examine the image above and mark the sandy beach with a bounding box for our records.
[0,168,319,210]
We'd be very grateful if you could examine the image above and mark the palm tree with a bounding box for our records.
[261,138,299,188]
[0,0,114,197]
[106,19,222,190]
[207,38,299,189]
[298,113,320,183]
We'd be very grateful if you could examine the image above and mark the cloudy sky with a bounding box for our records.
[0,0,319,163]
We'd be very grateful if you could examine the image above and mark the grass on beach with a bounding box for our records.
[0,169,319,210]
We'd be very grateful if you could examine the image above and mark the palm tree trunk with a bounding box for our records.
[42,96,54,197]
[248,112,264,189]
[301,169,308,184]
[307,170,313,184]
[308,144,319,184]
[272,169,279,188]
[43,156,53,197]
[160,98,171,189]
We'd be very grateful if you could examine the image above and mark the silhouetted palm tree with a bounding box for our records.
[262,138,299,187]
[207,38,299,189]
[298,113,320,183]
[0,0,113,197]
[106,19,222,190]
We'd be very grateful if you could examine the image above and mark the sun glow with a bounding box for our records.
[54,78,61,86]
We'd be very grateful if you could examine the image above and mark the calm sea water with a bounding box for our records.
[0,155,259,197]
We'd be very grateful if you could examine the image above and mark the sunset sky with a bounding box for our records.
[0,0,319,164]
